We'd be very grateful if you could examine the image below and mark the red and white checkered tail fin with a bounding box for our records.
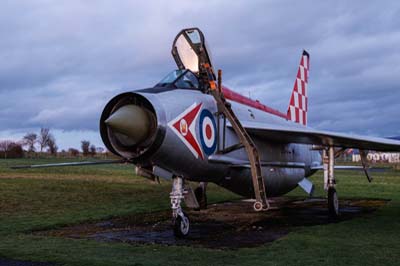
[287,50,310,126]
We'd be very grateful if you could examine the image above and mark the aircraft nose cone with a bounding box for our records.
[105,105,154,144]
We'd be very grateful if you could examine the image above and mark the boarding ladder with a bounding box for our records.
[172,28,269,211]
[204,65,269,211]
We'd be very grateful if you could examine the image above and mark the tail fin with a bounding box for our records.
[287,50,310,126]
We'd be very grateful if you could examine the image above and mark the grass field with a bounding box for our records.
[0,158,399,266]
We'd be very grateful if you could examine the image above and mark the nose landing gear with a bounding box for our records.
[170,176,190,237]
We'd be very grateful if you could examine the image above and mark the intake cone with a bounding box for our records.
[105,105,154,145]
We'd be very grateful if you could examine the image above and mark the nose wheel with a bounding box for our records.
[173,212,190,237]
[170,176,191,237]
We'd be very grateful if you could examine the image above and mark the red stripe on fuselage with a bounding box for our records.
[221,86,288,119]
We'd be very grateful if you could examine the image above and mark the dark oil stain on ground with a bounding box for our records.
[42,197,388,249]
[0,258,56,266]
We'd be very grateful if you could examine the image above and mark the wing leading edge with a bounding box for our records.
[229,121,400,151]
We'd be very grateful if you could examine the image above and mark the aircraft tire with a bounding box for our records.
[253,201,264,211]
[328,187,339,218]
[173,213,190,238]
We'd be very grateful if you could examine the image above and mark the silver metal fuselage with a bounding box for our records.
[126,88,321,198]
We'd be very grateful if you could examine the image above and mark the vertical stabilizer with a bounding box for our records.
[287,50,310,126]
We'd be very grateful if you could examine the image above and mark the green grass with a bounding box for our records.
[0,158,399,266]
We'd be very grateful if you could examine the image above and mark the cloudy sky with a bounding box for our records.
[1,0,399,150]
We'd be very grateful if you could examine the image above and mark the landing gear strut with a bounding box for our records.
[323,146,339,218]
[194,182,207,210]
[170,176,190,237]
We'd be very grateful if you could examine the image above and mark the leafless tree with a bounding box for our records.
[0,140,12,159]
[23,133,37,152]
[81,140,90,156]
[38,128,51,152]
[47,135,58,155]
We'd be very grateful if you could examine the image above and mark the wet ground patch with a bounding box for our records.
[40,197,388,249]
[0,258,55,266]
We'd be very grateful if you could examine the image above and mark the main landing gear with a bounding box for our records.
[170,176,190,237]
[328,187,339,217]
[323,146,339,218]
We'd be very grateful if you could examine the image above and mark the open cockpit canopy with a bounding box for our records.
[172,28,215,79]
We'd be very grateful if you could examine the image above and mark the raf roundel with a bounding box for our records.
[199,109,217,156]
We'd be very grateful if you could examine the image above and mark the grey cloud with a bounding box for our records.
[1,0,400,144]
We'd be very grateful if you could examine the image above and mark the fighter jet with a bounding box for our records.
[15,28,400,237]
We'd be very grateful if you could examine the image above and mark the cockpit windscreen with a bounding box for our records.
[156,70,199,89]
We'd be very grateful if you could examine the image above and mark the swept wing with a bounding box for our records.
[228,121,400,151]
